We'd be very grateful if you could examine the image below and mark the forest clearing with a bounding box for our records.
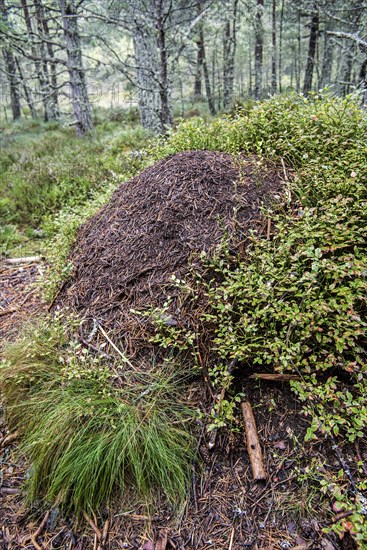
[1,1,367,549]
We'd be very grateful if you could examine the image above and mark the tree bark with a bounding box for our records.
[254,0,264,99]
[199,26,216,115]
[58,0,93,136]
[223,0,238,109]
[154,0,173,132]
[34,0,59,118]
[15,56,36,118]
[271,0,277,95]
[133,25,162,133]
[278,0,285,93]
[303,2,319,95]
[0,0,21,120]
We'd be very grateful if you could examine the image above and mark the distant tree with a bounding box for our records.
[223,0,239,109]
[58,0,93,135]
[254,0,264,99]
[0,0,22,120]
[303,2,319,94]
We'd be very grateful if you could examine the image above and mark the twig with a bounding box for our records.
[4,256,40,265]
[83,512,102,540]
[228,527,235,550]
[249,373,301,381]
[29,510,50,550]
[0,431,19,448]
[241,401,267,481]
[0,308,17,317]
[101,518,110,545]
[47,279,68,311]
[266,217,271,240]
[281,158,288,181]
[97,322,136,370]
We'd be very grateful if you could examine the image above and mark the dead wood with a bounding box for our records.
[241,401,267,481]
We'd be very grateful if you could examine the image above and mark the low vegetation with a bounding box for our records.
[1,93,367,542]
[1,313,195,513]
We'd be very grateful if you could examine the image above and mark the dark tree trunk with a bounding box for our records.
[254,0,264,99]
[303,3,319,95]
[0,0,21,120]
[200,27,216,115]
[193,37,203,100]
[223,0,238,109]
[58,0,93,136]
[271,0,277,95]
[278,0,285,93]
[2,49,22,120]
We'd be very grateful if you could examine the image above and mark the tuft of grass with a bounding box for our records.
[0,314,196,514]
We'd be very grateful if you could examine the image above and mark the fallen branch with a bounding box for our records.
[249,373,301,381]
[0,308,17,317]
[83,512,102,541]
[241,401,267,481]
[30,510,50,550]
[4,256,40,265]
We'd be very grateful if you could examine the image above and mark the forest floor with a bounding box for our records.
[0,258,360,550]
[1,97,367,550]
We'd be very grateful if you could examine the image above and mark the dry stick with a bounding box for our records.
[0,308,17,317]
[241,401,267,481]
[156,529,168,550]
[47,279,69,311]
[281,158,288,181]
[97,323,136,370]
[0,430,19,447]
[208,387,226,450]
[228,527,235,550]
[30,510,50,550]
[83,512,102,541]
[101,519,110,546]
[4,256,40,265]
[249,373,301,381]
[266,217,272,240]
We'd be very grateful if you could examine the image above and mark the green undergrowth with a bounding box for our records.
[144,92,367,541]
[0,118,151,256]
[0,313,196,513]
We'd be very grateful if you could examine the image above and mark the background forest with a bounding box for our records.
[1,0,367,135]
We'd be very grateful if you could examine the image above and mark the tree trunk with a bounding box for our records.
[254,0,264,99]
[200,27,216,115]
[2,49,22,120]
[133,26,162,133]
[154,0,173,132]
[223,0,238,109]
[193,38,203,100]
[303,3,319,95]
[20,0,51,121]
[15,56,36,118]
[34,0,59,118]
[278,0,285,93]
[271,0,277,95]
[337,1,362,96]
[0,0,21,120]
[58,0,93,136]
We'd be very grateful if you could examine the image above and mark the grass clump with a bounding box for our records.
[0,314,196,514]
